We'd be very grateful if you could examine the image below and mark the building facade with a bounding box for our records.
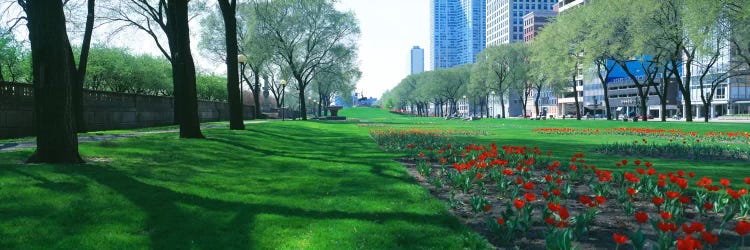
[486,0,557,46]
[431,0,486,70]
[684,41,750,118]
[410,46,425,74]
[523,11,556,42]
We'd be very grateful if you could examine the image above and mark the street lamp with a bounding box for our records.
[491,91,496,118]
[463,95,467,116]
[237,54,247,107]
[280,79,286,121]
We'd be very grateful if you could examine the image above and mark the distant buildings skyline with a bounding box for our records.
[486,0,558,46]
[410,46,425,74]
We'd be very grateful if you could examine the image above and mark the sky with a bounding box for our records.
[335,0,431,99]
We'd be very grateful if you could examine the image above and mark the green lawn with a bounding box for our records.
[1,107,748,249]
[0,115,486,249]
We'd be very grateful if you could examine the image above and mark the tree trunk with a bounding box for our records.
[167,1,203,138]
[253,69,262,118]
[602,82,611,120]
[218,0,245,130]
[69,0,95,134]
[295,77,307,120]
[25,0,84,164]
[500,95,506,118]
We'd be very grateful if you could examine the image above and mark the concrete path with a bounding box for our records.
[0,121,268,152]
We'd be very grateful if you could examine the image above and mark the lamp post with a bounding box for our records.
[280,79,286,121]
[463,95,467,116]
[237,54,247,111]
[491,91,496,118]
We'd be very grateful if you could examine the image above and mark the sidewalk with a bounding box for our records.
[0,121,268,152]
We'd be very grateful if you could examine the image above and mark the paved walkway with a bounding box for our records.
[0,121,268,152]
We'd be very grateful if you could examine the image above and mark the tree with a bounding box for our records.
[66,0,96,133]
[217,0,244,130]
[0,28,25,82]
[19,0,84,163]
[429,66,470,115]
[682,0,748,122]
[254,0,359,120]
[101,0,205,138]
[478,44,527,118]
[580,0,629,120]
[311,47,359,116]
[532,8,589,120]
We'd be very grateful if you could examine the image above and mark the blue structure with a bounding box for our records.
[582,57,682,118]
[431,0,486,69]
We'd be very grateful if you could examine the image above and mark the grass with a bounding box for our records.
[1,107,749,249]
[0,117,486,249]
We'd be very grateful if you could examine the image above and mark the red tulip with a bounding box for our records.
[701,231,718,244]
[484,204,492,211]
[627,187,637,196]
[558,207,570,220]
[658,222,678,232]
[476,172,483,179]
[703,202,714,210]
[613,233,628,244]
[545,216,556,225]
[513,199,525,209]
[635,212,648,224]
[666,191,680,199]
[524,193,536,202]
[552,189,561,196]
[679,196,691,204]
[579,196,592,206]
[676,235,703,250]
[523,181,534,190]
[594,195,606,205]
[721,178,730,187]
[735,221,750,236]
[660,211,672,220]
[547,202,560,212]
[745,177,750,185]
[653,197,665,206]
[496,218,504,225]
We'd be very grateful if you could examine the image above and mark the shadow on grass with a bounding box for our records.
[0,121,477,249]
[34,164,462,249]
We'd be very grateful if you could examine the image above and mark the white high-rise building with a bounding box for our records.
[486,0,557,46]
[410,46,425,74]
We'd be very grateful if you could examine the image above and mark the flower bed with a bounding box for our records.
[532,127,750,144]
[372,130,750,249]
[595,138,750,161]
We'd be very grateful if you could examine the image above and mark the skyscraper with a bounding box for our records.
[410,46,425,74]
[431,0,486,70]
[486,0,557,46]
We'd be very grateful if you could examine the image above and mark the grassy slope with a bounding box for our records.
[0,117,486,249]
